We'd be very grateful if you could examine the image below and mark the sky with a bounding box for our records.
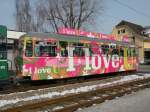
[0,0,150,34]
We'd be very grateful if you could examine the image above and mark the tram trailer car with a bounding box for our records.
[16,32,137,81]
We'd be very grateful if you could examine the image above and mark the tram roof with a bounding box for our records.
[21,32,134,46]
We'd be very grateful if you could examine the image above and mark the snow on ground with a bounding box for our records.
[0,73,150,109]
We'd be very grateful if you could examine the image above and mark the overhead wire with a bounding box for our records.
[112,0,150,19]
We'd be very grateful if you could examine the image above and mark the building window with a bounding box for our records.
[122,29,125,33]
[118,29,125,34]
[132,36,135,43]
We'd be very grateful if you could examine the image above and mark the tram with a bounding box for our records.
[16,28,137,80]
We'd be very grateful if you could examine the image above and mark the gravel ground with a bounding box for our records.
[0,76,122,110]
[76,88,150,112]
[1,74,150,110]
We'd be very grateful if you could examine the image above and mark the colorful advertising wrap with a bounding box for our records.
[22,37,136,80]
[58,28,129,42]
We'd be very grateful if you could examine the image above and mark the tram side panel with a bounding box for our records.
[21,38,137,80]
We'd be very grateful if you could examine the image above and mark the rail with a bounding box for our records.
[2,76,150,112]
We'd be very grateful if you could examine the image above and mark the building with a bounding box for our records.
[142,27,150,63]
[7,30,26,70]
[112,20,148,63]
[142,26,150,37]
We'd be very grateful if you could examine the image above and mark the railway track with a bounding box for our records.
[0,71,134,94]
[2,74,150,112]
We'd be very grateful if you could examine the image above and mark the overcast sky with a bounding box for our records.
[0,0,149,34]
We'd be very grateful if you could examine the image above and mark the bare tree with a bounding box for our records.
[15,0,104,32]
[15,0,32,32]
[33,1,49,32]
[36,0,104,32]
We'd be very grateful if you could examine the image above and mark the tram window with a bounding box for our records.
[73,43,85,57]
[101,45,109,55]
[89,46,93,56]
[34,41,57,57]
[34,42,40,57]
[133,48,136,56]
[48,45,57,57]
[60,41,68,57]
[120,48,124,57]
[39,46,48,57]
[112,49,119,55]
[130,48,136,57]
[127,48,131,57]
[127,49,129,57]
[25,40,33,57]
[110,45,115,49]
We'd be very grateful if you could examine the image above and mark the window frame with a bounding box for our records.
[34,40,57,57]
[59,41,68,57]
[25,40,33,57]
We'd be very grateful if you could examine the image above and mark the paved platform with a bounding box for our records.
[138,64,150,72]
[76,88,150,112]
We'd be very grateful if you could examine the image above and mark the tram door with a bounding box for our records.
[57,41,69,78]
[123,47,129,70]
